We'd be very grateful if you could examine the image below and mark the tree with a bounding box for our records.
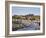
[16,16,21,19]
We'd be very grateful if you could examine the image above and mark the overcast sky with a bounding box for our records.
[12,6,40,16]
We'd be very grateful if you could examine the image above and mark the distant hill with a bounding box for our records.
[26,14,34,16]
[13,14,34,16]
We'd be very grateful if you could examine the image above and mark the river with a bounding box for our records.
[17,22,40,31]
[12,21,40,31]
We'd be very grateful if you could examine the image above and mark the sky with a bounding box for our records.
[12,6,40,16]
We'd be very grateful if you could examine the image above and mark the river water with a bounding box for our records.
[12,21,40,31]
[17,22,40,31]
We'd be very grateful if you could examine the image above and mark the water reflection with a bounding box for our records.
[12,21,40,31]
